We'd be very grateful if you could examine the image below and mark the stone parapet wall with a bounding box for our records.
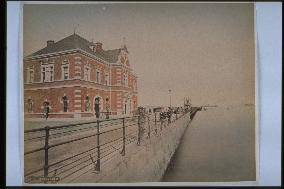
[68,112,192,183]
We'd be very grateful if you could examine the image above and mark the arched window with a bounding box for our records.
[27,96,33,113]
[43,99,50,114]
[85,96,90,111]
[62,95,68,112]
[84,64,91,81]
[26,66,34,83]
[105,73,109,86]
[122,72,128,86]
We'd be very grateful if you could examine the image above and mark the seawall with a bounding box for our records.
[70,112,192,183]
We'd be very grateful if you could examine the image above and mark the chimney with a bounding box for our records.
[94,42,103,52]
[47,40,54,47]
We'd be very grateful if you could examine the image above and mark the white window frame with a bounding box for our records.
[26,66,34,83]
[125,72,128,86]
[96,69,101,84]
[105,72,109,86]
[84,64,91,81]
[41,63,54,83]
[122,73,125,86]
[61,60,69,80]
[122,72,128,86]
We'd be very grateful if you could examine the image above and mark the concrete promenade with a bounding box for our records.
[24,112,189,183]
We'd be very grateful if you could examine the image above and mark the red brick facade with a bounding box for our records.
[24,34,138,119]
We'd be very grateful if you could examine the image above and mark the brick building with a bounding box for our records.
[24,33,138,119]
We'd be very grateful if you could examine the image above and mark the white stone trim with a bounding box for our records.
[74,56,81,60]
[24,84,138,94]
[74,89,81,93]
[74,95,81,98]
[75,61,82,65]
[74,99,81,103]
[40,63,55,83]
[61,63,70,80]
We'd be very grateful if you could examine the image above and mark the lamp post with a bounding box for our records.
[169,89,172,108]
[123,93,131,115]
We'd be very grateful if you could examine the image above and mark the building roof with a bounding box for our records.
[26,33,128,63]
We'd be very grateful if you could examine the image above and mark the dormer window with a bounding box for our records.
[89,42,96,52]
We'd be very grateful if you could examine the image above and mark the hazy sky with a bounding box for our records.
[23,3,255,107]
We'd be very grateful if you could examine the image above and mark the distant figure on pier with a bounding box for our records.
[167,107,173,124]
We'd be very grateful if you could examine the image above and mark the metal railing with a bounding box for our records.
[24,109,191,183]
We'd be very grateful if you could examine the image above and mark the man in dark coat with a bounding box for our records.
[43,99,50,119]
[62,95,68,112]
[94,98,100,118]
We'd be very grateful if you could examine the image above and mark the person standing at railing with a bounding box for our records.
[42,99,50,120]
[94,98,100,119]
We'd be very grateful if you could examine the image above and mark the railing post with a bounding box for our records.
[160,115,163,131]
[147,115,150,139]
[137,115,141,145]
[176,112,178,120]
[154,112,157,125]
[95,120,100,172]
[154,112,157,134]
[44,126,50,182]
[121,117,126,156]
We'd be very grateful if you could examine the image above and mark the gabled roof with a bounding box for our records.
[26,33,127,63]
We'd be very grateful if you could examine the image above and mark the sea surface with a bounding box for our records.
[163,105,256,182]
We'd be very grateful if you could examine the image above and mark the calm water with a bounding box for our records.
[163,105,256,182]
